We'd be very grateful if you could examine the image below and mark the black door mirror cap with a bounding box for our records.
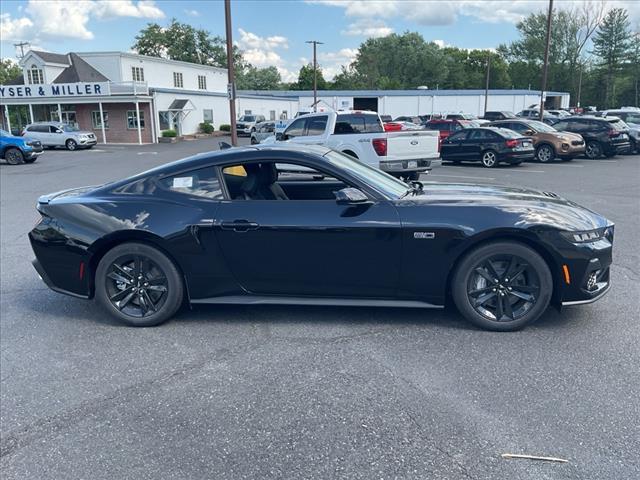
[335,187,371,205]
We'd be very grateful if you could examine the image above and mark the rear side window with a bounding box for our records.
[28,125,48,133]
[448,131,468,141]
[333,114,383,134]
[469,129,499,140]
[607,119,626,131]
[159,167,224,200]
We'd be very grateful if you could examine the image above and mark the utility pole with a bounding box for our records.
[306,40,323,112]
[224,0,238,146]
[539,0,553,121]
[576,62,583,109]
[13,41,30,59]
[484,55,491,116]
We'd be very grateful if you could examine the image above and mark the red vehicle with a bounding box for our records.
[383,122,403,132]
[425,119,473,145]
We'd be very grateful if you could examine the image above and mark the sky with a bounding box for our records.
[1,0,638,82]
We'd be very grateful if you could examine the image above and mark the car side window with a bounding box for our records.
[159,167,224,200]
[334,114,365,134]
[553,121,569,131]
[447,131,468,141]
[306,116,328,135]
[469,129,495,140]
[49,126,61,133]
[508,123,528,133]
[284,118,306,138]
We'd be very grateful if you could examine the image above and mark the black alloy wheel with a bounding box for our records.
[4,148,25,165]
[452,241,552,331]
[96,243,183,326]
[66,139,77,151]
[536,144,554,163]
[585,141,602,159]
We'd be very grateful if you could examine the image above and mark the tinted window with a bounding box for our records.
[469,129,499,140]
[365,115,384,133]
[306,116,328,135]
[333,114,383,134]
[284,118,306,137]
[553,121,569,131]
[506,122,529,133]
[28,125,48,133]
[447,131,468,141]
[49,126,61,133]
[159,167,224,200]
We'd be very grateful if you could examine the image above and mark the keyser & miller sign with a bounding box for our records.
[0,82,111,99]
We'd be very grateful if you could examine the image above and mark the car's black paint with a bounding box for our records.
[29,145,613,314]
[440,127,535,164]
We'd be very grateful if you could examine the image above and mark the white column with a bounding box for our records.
[98,102,107,144]
[4,104,11,132]
[57,104,62,123]
[135,101,142,144]
[28,104,34,124]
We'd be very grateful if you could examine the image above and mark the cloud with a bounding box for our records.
[184,9,199,17]
[237,28,289,51]
[342,19,393,37]
[318,48,359,80]
[1,0,165,44]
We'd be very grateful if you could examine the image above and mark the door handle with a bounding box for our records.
[220,220,259,232]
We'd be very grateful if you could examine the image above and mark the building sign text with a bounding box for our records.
[0,82,111,99]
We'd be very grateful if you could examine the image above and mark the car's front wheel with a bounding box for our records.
[66,139,77,151]
[95,242,184,327]
[480,149,498,168]
[451,241,552,331]
[4,148,25,165]
[250,137,258,145]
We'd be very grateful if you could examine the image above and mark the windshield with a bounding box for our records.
[528,121,556,132]
[63,125,80,132]
[323,150,409,199]
[239,115,256,122]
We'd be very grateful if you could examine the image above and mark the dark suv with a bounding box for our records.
[552,116,631,159]
[483,111,516,121]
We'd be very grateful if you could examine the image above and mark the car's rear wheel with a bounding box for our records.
[536,144,555,163]
[480,150,498,168]
[66,139,77,151]
[451,241,552,331]
[585,141,602,159]
[4,148,25,165]
[250,137,258,145]
[95,242,184,327]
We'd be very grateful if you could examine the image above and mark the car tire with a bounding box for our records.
[66,139,77,151]
[536,144,555,163]
[480,149,498,168]
[4,148,25,165]
[585,141,602,159]
[451,241,553,331]
[95,242,184,327]
[250,137,258,145]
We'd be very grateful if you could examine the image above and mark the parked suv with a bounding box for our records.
[483,111,516,121]
[236,114,266,135]
[1,129,43,164]
[250,121,275,144]
[488,119,585,162]
[22,122,97,150]
[552,116,631,159]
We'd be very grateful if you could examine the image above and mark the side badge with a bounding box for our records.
[414,232,435,239]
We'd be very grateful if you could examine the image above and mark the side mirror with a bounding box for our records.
[335,187,370,205]
[276,132,284,141]
[56,129,64,134]
[524,129,535,136]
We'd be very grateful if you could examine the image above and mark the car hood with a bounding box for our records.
[396,182,611,231]
[541,131,582,141]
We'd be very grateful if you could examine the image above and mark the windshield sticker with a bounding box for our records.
[173,177,193,188]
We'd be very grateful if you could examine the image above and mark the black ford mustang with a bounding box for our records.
[30,145,613,331]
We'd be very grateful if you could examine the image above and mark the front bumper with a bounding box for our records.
[78,138,97,147]
[557,142,585,157]
[25,149,43,159]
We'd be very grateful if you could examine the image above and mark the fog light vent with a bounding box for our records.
[586,271,600,291]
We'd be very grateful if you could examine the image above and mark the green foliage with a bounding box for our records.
[199,122,214,134]
[236,65,282,90]
[292,64,328,90]
[0,58,22,84]
[219,124,231,132]
[161,129,177,137]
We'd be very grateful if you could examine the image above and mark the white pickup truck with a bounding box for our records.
[269,110,440,180]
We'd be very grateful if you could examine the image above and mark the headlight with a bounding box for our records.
[561,227,613,243]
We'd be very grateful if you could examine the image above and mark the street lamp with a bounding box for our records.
[306,40,324,112]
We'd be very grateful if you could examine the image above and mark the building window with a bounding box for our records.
[198,75,207,90]
[203,109,213,123]
[27,64,44,84]
[91,111,109,129]
[280,111,288,119]
[132,66,145,82]
[269,110,276,121]
[127,110,145,129]
[173,72,184,88]
[244,110,252,115]
[159,111,171,131]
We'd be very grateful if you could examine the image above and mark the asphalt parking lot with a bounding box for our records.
[1,139,639,479]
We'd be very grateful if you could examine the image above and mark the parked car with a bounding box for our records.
[547,109,571,118]
[22,122,97,150]
[383,121,422,132]
[516,109,558,125]
[444,113,477,121]
[418,114,442,123]
[394,115,422,124]
[551,116,631,159]
[488,119,585,162]
[600,109,640,152]
[424,119,474,145]
[236,114,266,135]
[483,111,517,121]
[440,127,535,167]
[30,144,614,331]
[379,115,393,123]
[250,121,276,144]
[1,129,43,164]
[272,110,440,180]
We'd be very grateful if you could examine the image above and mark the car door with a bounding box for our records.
[440,130,468,159]
[281,116,307,143]
[214,159,402,298]
[295,115,329,146]
[49,125,65,146]
[461,129,486,158]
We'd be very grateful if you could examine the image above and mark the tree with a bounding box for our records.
[132,19,245,69]
[236,65,282,90]
[292,64,327,90]
[592,8,632,107]
[0,58,22,84]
